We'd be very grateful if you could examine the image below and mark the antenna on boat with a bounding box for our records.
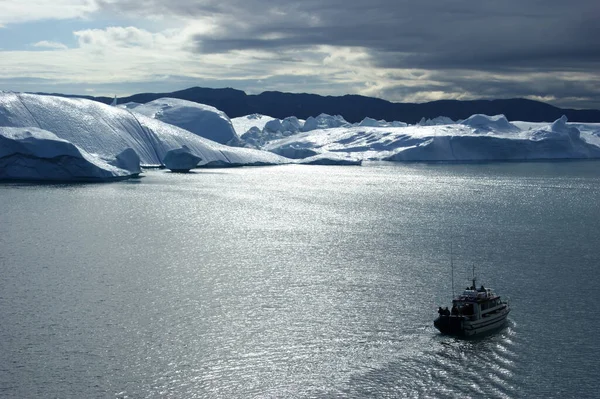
[472,263,476,289]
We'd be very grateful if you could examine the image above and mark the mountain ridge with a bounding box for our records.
[33,87,600,123]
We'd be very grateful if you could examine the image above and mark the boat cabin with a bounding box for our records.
[435,277,510,337]
[451,286,502,320]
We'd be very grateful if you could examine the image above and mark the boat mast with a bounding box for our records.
[451,242,454,300]
[472,263,476,289]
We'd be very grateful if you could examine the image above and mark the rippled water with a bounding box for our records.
[1,161,599,398]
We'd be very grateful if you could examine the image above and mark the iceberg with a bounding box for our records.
[263,116,303,133]
[0,127,140,181]
[532,115,580,141]
[301,114,351,132]
[264,114,600,162]
[0,92,289,175]
[418,116,454,126]
[281,116,303,133]
[231,113,277,136]
[268,145,319,159]
[263,118,284,133]
[132,98,241,145]
[460,114,519,133]
[358,117,408,128]
[239,116,305,149]
[162,145,203,172]
[297,153,362,166]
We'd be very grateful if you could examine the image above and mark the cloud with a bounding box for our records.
[74,26,169,48]
[32,41,69,50]
[0,0,96,25]
[2,0,600,109]
[94,0,600,65]
[82,0,600,108]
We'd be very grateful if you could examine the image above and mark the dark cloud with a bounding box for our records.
[97,0,600,66]
[93,0,600,108]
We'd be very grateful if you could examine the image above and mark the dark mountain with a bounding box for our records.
[59,87,600,123]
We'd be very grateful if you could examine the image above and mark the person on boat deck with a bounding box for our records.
[451,305,458,315]
[444,307,450,316]
[479,285,485,292]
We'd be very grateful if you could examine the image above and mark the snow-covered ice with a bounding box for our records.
[358,117,407,128]
[302,114,351,132]
[117,102,142,110]
[264,114,600,162]
[0,126,140,181]
[460,114,519,133]
[263,116,303,133]
[132,98,241,145]
[0,92,289,181]
[418,116,454,126]
[2,91,600,183]
[242,117,305,148]
[231,113,277,136]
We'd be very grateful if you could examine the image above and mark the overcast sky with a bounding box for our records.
[1,0,599,108]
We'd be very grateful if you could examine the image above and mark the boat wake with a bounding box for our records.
[337,320,523,398]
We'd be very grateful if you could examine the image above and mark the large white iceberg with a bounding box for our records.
[132,98,241,145]
[264,114,600,162]
[0,127,140,181]
[0,92,289,176]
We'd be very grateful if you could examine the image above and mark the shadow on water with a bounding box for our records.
[0,174,144,187]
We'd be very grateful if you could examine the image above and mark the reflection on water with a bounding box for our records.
[1,162,600,398]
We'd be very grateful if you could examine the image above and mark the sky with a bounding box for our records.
[1,0,599,109]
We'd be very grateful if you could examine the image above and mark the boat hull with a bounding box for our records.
[434,308,510,338]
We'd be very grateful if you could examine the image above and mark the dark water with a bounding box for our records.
[1,162,599,398]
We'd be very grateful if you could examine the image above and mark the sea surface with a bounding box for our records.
[1,161,599,398]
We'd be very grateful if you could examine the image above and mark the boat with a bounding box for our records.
[434,276,510,338]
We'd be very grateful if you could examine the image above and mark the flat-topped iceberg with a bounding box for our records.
[0,127,140,181]
[384,134,600,162]
[0,92,289,179]
[264,115,600,162]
